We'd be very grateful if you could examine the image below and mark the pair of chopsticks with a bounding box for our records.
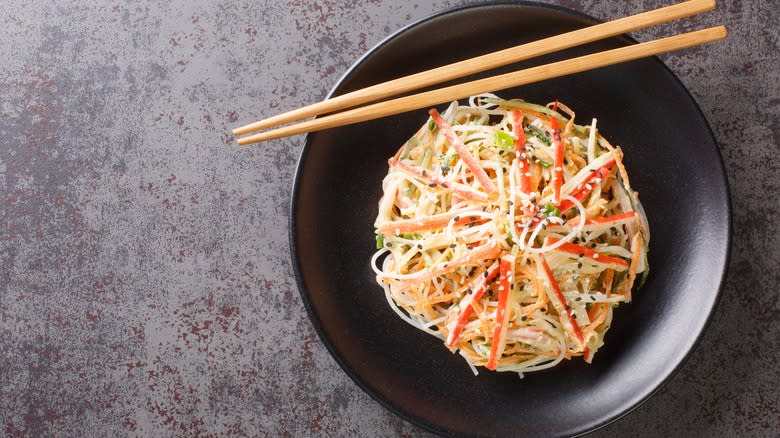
[234,0,726,146]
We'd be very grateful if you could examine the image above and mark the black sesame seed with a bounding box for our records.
[387,242,393,247]
[449,243,456,249]
[498,150,505,155]
[521,316,528,321]
[577,262,583,269]
[578,253,585,258]
[441,183,449,188]
[572,313,577,319]
[421,170,427,176]
[417,244,422,250]
[540,307,547,312]
[429,183,436,188]
[590,296,596,301]
[454,215,460,222]
[575,297,582,301]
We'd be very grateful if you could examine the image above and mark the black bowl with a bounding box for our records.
[290,2,731,437]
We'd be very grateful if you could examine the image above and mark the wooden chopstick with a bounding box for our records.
[233,0,716,138]
[236,26,726,146]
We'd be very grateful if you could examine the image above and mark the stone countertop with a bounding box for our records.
[1,1,777,436]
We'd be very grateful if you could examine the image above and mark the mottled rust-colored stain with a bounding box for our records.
[0,1,777,437]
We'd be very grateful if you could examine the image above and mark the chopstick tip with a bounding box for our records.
[235,137,253,147]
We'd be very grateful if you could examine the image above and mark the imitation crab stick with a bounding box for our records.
[511,110,532,195]
[429,109,496,193]
[394,242,500,290]
[550,104,565,205]
[446,261,500,347]
[377,210,488,234]
[487,255,515,370]
[544,236,629,271]
[566,211,637,228]
[536,254,585,350]
[566,158,616,194]
[389,158,488,201]
[558,163,614,213]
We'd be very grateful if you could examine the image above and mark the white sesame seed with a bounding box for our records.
[593,253,600,259]
[525,172,531,177]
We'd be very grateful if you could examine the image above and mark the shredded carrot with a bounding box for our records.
[621,232,643,302]
[603,269,614,297]
[583,304,609,340]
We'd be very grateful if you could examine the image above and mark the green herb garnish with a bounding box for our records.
[493,131,515,149]
[525,125,551,146]
[542,203,561,218]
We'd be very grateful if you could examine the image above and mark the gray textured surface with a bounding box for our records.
[0,1,777,437]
